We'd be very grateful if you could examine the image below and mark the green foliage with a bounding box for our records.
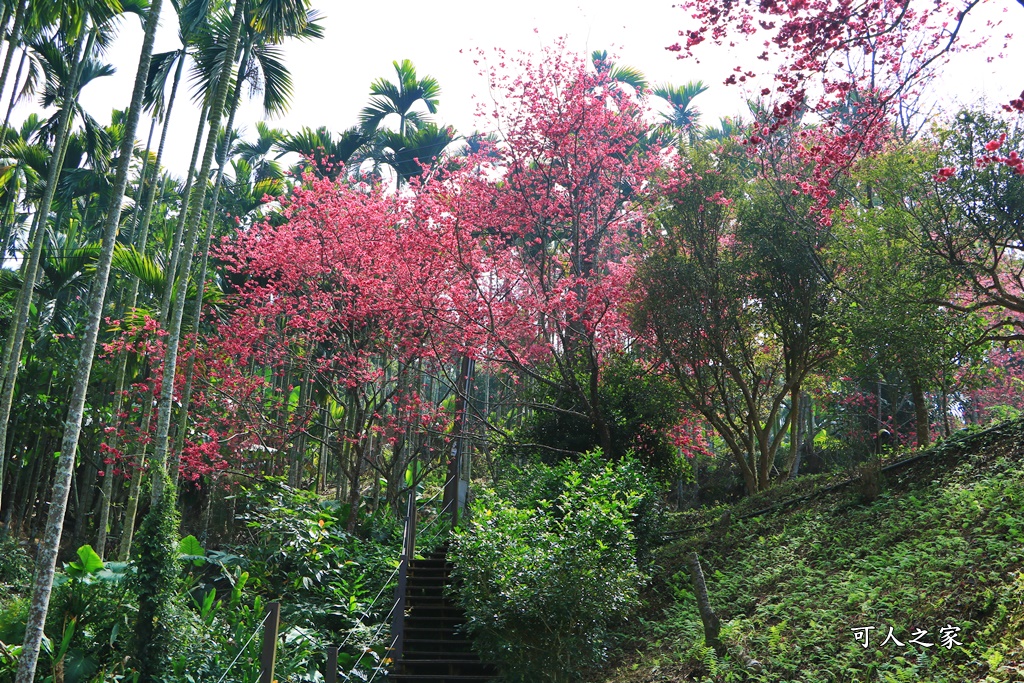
[506,353,684,477]
[450,454,648,682]
[177,534,206,567]
[611,421,1024,682]
[0,597,28,679]
[0,536,32,587]
[231,482,400,667]
[498,450,663,564]
[635,142,836,493]
[66,545,104,578]
[131,486,182,683]
[166,568,271,683]
[25,545,136,683]
[830,143,988,445]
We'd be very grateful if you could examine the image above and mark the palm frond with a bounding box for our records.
[296,8,325,40]
[249,0,311,42]
[18,113,43,141]
[608,64,648,92]
[17,51,41,106]
[0,268,23,295]
[144,49,182,115]
[252,177,284,198]
[592,50,648,91]
[374,123,457,184]
[44,242,101,286]
[360,60,441,134]
[58,167,111,203]
[250,42,292,117]
[2,139,51,177]
[177,0,215,40]
[110,243,166,296]
[277,126,366,179]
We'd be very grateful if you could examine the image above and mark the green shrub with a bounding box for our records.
[450,456,648,683]
[498,450,663,565]
[0,536,32,588]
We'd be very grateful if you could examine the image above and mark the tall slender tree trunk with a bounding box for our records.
[2,43,26,137]
[94,446,116,557]
[910,376,930,448]
[134,53,188,272]
[110,101,207,551]
[160,97,208,322]
[116,430,148,560]
[0,0,27,138]
[95,109,164,557]
[15,1,164,679]
[0,47,29,259]
[0,3,12,60]
[168,68,246,483]
[347,440,365,533]
[0,28,92,523]
[126,117,157,243]
[150,0,245,507]
[784,388,801,480]
[318,407,329,494]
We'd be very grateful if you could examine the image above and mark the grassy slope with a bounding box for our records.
[602,420,1024,683]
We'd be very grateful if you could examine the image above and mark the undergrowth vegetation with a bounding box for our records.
[450,452,661,683]
[0,481,401,683]
[603,422,1024,682]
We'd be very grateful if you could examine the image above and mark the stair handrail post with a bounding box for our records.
[259,602,280,683]
[325,645,338,683]
[390,479,417,670]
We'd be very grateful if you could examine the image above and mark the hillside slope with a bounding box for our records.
[603,421,1024,683]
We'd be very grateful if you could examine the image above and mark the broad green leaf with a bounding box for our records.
[178,534,207,566]
[68,545,104,577]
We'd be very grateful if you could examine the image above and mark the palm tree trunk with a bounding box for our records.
[150,0,245,507]
[158,101,208,323]
[2,46,27,134]
[0,48,28,259]
[0,27,92,524]
[289,364,313,488]
[116,416,149,560]
[134,51,188,271]
[109,101,204,557]
[15,1,164,678]
[0,208,39,382]
[127,116,157,244]
[0,3,12,55]
[94,113,162,558]
[0,0,26,135]
[94,446,116,557]
[108,51,199,562]
[168,65,246,483]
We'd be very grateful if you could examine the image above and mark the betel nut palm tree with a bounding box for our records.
[15,0,165,677]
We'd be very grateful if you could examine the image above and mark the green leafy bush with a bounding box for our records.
[0,536,32,587]
[450,455,649,682]
[498,450,663,564]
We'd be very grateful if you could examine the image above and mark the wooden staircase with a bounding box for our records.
[388,546,497,682]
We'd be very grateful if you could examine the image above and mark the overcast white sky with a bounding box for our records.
[11,0,1024,177]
